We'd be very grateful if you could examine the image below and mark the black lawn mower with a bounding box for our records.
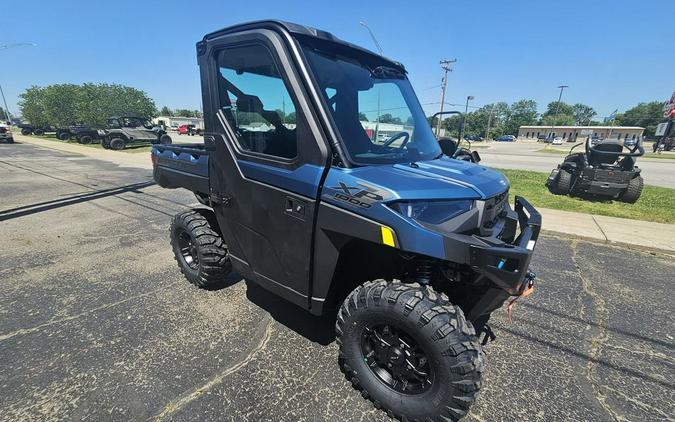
[546,138,645,203]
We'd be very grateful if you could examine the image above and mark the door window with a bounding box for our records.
[216,44,299,159]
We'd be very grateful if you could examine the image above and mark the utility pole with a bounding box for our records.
[436,59,457,137]
[0,42,37,124]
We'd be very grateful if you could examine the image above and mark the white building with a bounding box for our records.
[518,125,644,141]
[152,116,204,130]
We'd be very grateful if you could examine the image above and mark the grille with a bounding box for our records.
[482,190,509,230]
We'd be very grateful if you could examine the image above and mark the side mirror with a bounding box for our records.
[471,151,481,163]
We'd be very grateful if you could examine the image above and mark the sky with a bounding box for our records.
[2,0,673,120]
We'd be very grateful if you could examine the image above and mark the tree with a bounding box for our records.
[358,112,369,122]
[378,113,403,124]
[572,103,596,125]
[174,108,196,117]
[540,101,575,126]
[503,99,538,135]
[0,106,8,122]
[619,101,664,136]
[19,83,157,128]
[285,111,296,124]
[160,106,174,116]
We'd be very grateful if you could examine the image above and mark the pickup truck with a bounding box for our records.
[152,20,541,422]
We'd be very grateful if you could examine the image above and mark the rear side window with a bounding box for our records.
[216,44,299,160]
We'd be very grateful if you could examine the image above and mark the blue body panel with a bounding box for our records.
[321,157,510,259]
[239,161,324,199]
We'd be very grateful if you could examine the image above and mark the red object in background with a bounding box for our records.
[177,124,191,135]
[365,128,374,140]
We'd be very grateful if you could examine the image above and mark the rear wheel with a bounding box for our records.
[79,135,92,144]
[170,209,232,288]
[557,169,573,194]
[160,134,172,145]
[109,138,125,150]
[21,128,31,135]
[620,176,643,203]
[337,280,483,422]
[33,128,45,136]
[58,132,70,141]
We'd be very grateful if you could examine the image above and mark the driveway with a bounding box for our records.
[1,142,673,421]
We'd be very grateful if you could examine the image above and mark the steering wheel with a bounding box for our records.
[381,131,410,149]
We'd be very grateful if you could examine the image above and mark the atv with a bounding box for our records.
[18,124,57,136]
[546,138,645,203]
[99,116,172,150]
[56,124,101,144]
[151,20,541,422]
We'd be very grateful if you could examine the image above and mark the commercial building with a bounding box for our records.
[517,125,644,141]
[152,116,204,130]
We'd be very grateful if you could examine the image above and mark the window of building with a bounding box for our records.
[216,44,300,159]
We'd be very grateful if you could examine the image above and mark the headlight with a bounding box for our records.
[390,200,473,224]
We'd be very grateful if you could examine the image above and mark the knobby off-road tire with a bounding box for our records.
[620,176,643,203]
[336,280,483,422]
[33,128,45,136]
[58,132,70,141]
[109,138,125,150]
[557,169,573,194]
[78,135,92,144]
[21,128,31,135]
[170,209,231,288]
[101,137,111,149]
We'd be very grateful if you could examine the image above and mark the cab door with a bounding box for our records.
[199,30,330,308]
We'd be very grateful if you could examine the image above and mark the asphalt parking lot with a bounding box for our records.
[1,141,673,421]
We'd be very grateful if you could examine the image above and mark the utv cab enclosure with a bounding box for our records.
[100,116,172,150]
[152,20,541,422]
[547,138,645,203]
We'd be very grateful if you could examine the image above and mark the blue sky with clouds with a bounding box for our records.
[3,0,673,119]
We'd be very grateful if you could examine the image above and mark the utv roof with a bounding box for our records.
[199,19,404,71]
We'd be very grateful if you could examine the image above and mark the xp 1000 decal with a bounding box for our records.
[329,182,390,209]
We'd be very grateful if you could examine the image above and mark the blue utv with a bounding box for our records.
[152,20,541,422]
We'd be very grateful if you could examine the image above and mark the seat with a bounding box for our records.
[438,137,457,157]
[588,141,623,167]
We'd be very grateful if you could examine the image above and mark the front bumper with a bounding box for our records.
[443,196,541,296]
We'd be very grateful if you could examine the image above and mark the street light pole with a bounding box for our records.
[0,84,11,123]
[550,85,568,136]
[436,59,457,137]
[461,95,474,141]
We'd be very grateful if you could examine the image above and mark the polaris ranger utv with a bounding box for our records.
[152,20,541,422]
[99,116,172,150]
[546,138,645,203]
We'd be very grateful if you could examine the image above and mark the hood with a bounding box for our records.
[339,156,510,201]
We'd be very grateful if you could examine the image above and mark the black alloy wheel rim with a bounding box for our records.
[177,229,199,270]
[361,323,434,394]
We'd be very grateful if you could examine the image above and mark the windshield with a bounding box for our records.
[301,43,441,165]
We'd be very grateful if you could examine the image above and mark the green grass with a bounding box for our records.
[537,148,675,160]
[498,168,675,224]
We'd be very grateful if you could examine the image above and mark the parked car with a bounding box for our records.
[552,136,563,145]
[495,135,516,142]
[537,134,547,142]
[0,123,13,143]
[465,134,484,142]
[623,137,637,148]
[177,124,202,136]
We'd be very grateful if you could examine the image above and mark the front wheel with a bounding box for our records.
[336,280,483,422]
[57,132,70,141]
[170,209,232,288]
[78,135,92,144]
[160,134,172,145]
[21,128,31,136]
[557,169,573,194]
[33,128,45,136]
